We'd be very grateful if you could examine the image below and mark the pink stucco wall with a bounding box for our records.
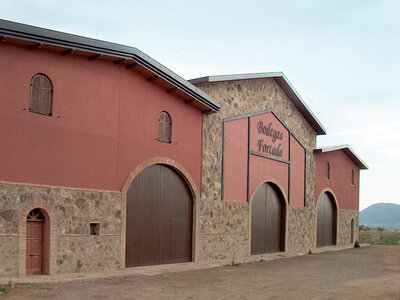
[223,118,248,202]
[0,43,203,192]
[249,155,289,202]
[315,150,360,210]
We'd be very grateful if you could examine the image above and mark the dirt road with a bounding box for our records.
[1,246,399,299]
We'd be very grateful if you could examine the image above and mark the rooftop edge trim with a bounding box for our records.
[0,19,220,112]
[314,145,368,170]
[189,72,327,135]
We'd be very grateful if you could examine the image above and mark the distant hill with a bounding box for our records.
[360,203,400,230]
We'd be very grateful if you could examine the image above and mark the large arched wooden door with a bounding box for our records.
[125,164,193,267]
[251,182,285,255]
[317,192,337,247]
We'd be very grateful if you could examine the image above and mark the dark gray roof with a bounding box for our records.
[189,72,326,135]
[314,145,368,170]
[0,19,220,112]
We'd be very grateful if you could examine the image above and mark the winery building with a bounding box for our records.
[0,19,367,278]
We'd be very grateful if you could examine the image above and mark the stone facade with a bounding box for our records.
[337,209,359,246]
[0,182,121,278]
[198,199,249,261]
[287,206,317,253]
[194,78,319,261]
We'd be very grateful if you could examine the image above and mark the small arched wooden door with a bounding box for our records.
[316,192,337,247]
[26,209,45,275]
[251,182,285,254]
[125,164,193,267]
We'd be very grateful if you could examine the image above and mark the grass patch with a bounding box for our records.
[360,227,400,245]
[0,282,12,295]
[379,234,399,245]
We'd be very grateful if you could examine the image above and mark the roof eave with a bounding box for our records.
[315,145,368,170]
[0,19,220,113]
[189,72,326,135]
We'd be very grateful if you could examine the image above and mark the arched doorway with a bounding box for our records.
[350,219,355,244]
[125,164,193,267]
[251,182,285,255]
[316,192,337,247]
[26,208,49,276]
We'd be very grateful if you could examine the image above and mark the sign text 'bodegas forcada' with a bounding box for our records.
[256,121,284,158]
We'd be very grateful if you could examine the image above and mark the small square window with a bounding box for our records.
[90,223,99,235]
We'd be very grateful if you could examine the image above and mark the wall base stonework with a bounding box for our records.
[56,236,120,274]
[0,174,360,277]
[287,206,317,254]
[0,236,18,277]
[197,198,249,262]
[0,182,121,278]
[338,209,359,246]
[197,197,320,262]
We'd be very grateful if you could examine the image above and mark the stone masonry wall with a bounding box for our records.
[287,206,316,253]
[194,78,318,261]
[0,236,18,277]
[338,209,359,246]
[0,182,121,277]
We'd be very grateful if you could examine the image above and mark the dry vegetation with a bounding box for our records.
[359,226,400,245]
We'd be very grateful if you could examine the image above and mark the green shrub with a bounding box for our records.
[0,282,11,295]
[360,225,370,231]
[378,234,399,245]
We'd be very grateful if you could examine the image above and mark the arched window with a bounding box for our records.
[30,73,53,116]
[158,111,172,143]
[27,208,44,220]
[326,162,330,179]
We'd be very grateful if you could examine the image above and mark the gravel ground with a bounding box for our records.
[1,246,399,300]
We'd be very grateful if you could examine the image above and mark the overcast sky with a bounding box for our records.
[1,0,399,210]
